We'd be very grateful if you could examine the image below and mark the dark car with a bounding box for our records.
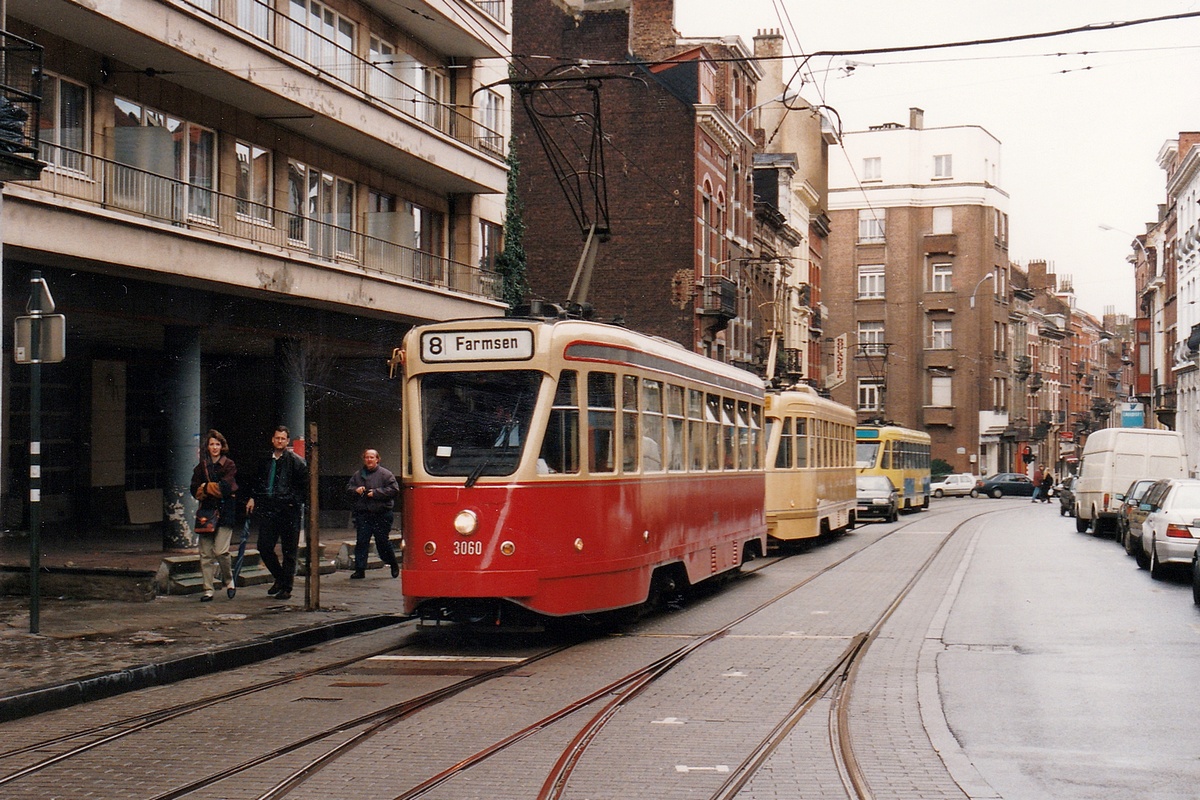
[1116,479,1157,553]
[857,475,899,523]
[1056,475,1076,517]
[970,472,1036,499]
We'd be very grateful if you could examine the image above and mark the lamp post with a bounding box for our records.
[1098,224,1150,261]
[969,272,995,308]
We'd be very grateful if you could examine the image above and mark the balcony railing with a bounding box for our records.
[699,275,737,320]
[0,31,45,181]
[175,0,504,158]
[472,0,505,21]
[30,143,501,300]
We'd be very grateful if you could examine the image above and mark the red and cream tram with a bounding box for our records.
[398,317,767,624]
[764,387,857,542]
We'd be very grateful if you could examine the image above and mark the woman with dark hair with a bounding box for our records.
[190,429,238,601]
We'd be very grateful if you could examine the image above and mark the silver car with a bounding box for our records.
[1137,478,1200,579]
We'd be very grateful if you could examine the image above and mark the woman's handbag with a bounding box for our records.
[195,507,220,534]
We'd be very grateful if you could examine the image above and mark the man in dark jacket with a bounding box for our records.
[346,448,401,580]
[246,425,309,600]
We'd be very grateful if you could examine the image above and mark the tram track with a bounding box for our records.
[0,504,1002,800]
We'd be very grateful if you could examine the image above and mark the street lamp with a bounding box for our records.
[969,272,995,308]
[1098,224,1150,260]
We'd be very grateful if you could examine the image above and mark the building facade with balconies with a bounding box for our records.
[4,0,509,542]
[823,108,1010,475]
[1164,133,1200,473]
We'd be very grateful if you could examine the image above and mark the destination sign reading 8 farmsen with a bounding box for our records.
[420,329,535,362]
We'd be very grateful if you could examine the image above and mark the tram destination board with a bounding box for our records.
[420,328,534,362]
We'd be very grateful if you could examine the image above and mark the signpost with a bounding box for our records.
[14,271,66,633]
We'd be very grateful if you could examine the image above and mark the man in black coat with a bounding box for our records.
[246,425,309,600]
[346,448,401,579]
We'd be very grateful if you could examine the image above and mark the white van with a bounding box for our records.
[1074,428,1187,534]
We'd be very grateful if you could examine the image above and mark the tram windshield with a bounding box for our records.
[855,442,880,469]
[420,371,542,479]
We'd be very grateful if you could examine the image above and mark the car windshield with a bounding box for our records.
[420,371,542,479]
[857,476,892,492]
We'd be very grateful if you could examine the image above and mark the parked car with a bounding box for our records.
[1192,548,1200,606]
[1135,478,1200,579]
[1056,475,1076,517]
[932,473,976,498]
[970,472,1036,499]
[1116,478,1157,553]
[857,475,899,523]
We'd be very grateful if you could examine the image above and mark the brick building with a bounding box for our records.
[823,109,1012,475]
[512,0,762,361]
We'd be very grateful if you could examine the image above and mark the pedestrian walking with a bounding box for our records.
[1039,472,1054,503]
[246,425,308,601]
[1031,464,1045,503]
[190,429,238,602]
[346,448,401,580]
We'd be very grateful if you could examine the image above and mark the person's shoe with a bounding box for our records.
[350,570,366,579]
[390,562,400,579]
[275,590,291,600]
[266,582,282,596]
[225,582,237,599]
[200,592,214,602]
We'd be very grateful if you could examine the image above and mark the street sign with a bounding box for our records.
[13,313,66,364]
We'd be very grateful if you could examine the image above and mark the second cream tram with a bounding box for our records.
[764,387,857,542]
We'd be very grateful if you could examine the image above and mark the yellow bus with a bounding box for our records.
[764,387,857,542]
[855,425,932,512]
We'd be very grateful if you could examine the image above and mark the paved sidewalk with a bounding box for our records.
[0,529,407,721]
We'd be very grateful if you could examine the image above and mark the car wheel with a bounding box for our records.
[1149,539,1166,580]
[934,489,944,498]
[1192,556,1200,605]
[969,489,979,498]
[1123,526,1138,556]
[1135,537,1149,569]
[990,488,1002,499]
[1075,515,1090,533]
[888,507,899,523]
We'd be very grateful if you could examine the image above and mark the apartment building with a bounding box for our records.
[512,0,762,362]
[3,0,509,543]
[824,109,1011,475]
[1164,133,1200,473]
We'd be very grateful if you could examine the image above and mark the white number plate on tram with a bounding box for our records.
[421,329,534,362]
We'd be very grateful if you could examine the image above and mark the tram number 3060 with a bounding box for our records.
[453,540,483,556]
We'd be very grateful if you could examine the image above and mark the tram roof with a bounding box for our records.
[407,317,765,397]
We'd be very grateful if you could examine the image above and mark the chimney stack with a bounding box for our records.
[909,107,924,130]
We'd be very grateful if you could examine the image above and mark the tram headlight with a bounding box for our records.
[453,509,479,535]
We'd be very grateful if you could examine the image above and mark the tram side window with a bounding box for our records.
[775,417,793,469]
[642,379,664,472]
[736,401,750,470]
[750,404,761,469]
[622,375,639,472]
[540,371,580,474]
[588,372,616,473]
[796,418,808,468]
[666,384,685,472]
[706,394,722,470]
[721,397,737,470]
[689,389,705,470]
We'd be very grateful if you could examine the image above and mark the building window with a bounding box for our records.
[858,321,885,356]
[287,160,355,256]
[930,319,953,350]
[112,97,216,220]
[933,154,952,179]
[993,376,1008,411]
[858,265,885,298]
[288,0,356,85]
[480,221,502,271]
[39,73,89,172]
[931,262,953,293]
[478,90,504,153]
[237,0,270,39]
[862,156,881,181]
[235,141,272,222]
[858,208,885,243]
[930,375,952,406]
[858,379,883,411]
[932,206,952,234]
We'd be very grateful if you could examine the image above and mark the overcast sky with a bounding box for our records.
[674,0,1200,317]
